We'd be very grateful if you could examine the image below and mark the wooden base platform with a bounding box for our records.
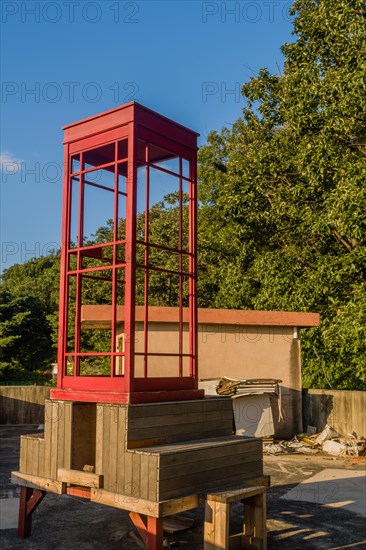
[13,398,266,548]
[13,471,269,549]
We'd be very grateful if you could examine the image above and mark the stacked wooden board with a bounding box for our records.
[17,397,263,503]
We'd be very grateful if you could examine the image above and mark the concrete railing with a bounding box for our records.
[0,386,51,424]
[303,389,366,438]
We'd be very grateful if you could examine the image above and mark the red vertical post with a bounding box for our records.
[178,157,183,377]
[111,141,119,376]
[143,144,150,378]
[18,486,33,538]
[57,145,70,387]
[147,516,164,550]
[124,120,137,394]
[189,150,198,380]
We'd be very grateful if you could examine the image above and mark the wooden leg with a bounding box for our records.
[129,512,164,550]
[204,499,230,550]
[243,493,266,550]
[147,516,163,550]
[18,486,46,538]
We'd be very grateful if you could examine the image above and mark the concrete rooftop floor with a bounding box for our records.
[0,425,365,549]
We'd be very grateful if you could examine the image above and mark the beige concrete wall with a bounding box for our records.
[303,389,366,438]
[129,321,302,437]
[0,386,51,424]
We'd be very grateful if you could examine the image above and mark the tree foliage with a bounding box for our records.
[0,287,54,380]
[198,0,366,389]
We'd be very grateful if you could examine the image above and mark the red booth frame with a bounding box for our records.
[51,102,203,403]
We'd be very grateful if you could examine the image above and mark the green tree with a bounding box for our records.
[0,287,54,381]
[198,0,366,389]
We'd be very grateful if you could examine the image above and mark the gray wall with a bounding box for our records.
[303,389,366,438]
[0,386,51,424]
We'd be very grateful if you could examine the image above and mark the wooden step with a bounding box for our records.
[133,436,263,501]
[133,435,259,456]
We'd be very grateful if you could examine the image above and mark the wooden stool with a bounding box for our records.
[204,485,267,550]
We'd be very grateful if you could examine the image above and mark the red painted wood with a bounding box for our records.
[18,487,46,539]
[129,512,148,546]
[18,487,33,538]
[147,516,164,550]
[65,486,91,499]
[26,489,46,516]
[50,389,130,403]
[50,388,204,404]
[129,513,164,550]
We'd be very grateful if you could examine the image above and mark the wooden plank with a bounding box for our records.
[43,401,53,478]
[38,439,45,478]
[19,436,28,474]
[128,426,234,448]
[11,471,65,494]
[102,404,111,489]
[124,449,134,496]
[63,401,72,470]
[136,437,260,457]
[239,475,270,489]
[95,404,104,474]
[139,455,149,500]
[116,406,126,493]
[90,488,159,516]
[159,461,263,501]
[159,451,262,482]
[57,468,103,488]
[108,405,119,492]
[26,438,34,475]
[148,454,158,502]
[128,399,231,419]
[159,446,262,481]
[49,401,59,479]
[127,420,233,443]
[204,499,230,550]
[243,493,267,550]
[162,515,195,534]
[128,438,169,449]
[128,410,233,430]
[29,437,39,476]
[207,485,265,504]
[57,400,66,470]
[160,495,199,517]
[159,460,263,495]
[132,452,141,500]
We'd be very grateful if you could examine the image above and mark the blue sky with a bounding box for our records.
[1,0,294,272]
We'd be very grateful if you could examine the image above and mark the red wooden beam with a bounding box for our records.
[129,512,164,550]
[129,512,148,546]
[18,486,46,538]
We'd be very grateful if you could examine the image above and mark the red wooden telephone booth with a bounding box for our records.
[51,102,203,403]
